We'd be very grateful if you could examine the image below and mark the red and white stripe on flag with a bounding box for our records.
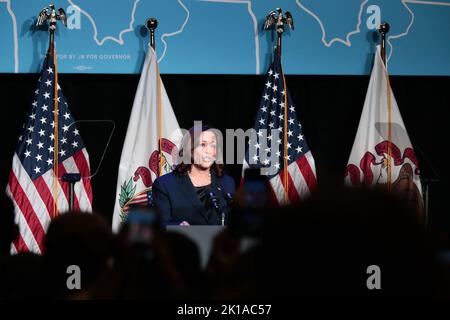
[268,151,317,205]
[242,151,317,206]
[6,149,92,254]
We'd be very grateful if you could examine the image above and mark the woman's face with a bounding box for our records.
[193,130,217,169]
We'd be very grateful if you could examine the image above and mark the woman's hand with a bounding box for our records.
[179,221,190,226]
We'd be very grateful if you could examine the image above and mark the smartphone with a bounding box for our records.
[127,208,158,244]
[229,168,267,237]
[243,168,268,208]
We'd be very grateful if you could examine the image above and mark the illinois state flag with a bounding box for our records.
[345,46,423,216]
[112,47,182,232]
[6,49,93,254]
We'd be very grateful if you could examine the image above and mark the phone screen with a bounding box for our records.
[127,209,158,244]
[243,168,267,207]
[228,168,267,237]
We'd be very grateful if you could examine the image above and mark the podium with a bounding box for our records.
[165,226,258,269]
[166,226,224,268]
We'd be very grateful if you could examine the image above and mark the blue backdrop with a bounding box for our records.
[1,0,449,75]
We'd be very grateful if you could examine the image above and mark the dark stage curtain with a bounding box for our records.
[1,73,448,232]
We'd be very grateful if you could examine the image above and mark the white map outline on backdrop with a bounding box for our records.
[68,0,191,65]
[67,0,140,46]
[388,0,450,63]
[296,0,450,65]
[295,0,369,48]
[2,0,450,73]
[1,0,18,73]
[404,0,450,5]
[197,0,260,74]
[386,0,415,64]
[158,0,190,64]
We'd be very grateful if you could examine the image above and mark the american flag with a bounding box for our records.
[6,49,93,254]
[243,52,317,204]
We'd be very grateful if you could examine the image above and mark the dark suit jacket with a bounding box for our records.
[152,171,236,225]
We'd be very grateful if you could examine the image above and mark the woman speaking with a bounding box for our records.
[152,125,235,225]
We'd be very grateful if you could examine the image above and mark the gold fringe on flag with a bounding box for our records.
[386,70,393,192]
[282,71,289,204]
[52,45,59,218]
[157,64,163,177]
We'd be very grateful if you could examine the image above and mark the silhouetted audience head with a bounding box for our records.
[0,186,447,300]
[44,211,113,298]
[0,191,19,257]
[166,231,204,297]
[0,252,44,299]
[257,186,445,298]
[88,212,192,299]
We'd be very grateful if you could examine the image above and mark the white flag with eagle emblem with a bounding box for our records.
[112,47,182,232]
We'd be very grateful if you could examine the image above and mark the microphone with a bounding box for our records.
[217,186,233,205]
[207,190,225,226]
[224,192,233,205]
[216,187,233,226]
[207,190,221,211]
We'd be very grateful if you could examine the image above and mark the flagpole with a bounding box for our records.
[37,4,67,217]
[379,22,389,65]
[282,72,289,203]
[146,17,157,50]
[146,18,163,177]
[276,21,282,59]
[277,9,293,204]
[378,22,393,192]
[264,8,294,203]
[275,10,288,203]
[52,39,59,218]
